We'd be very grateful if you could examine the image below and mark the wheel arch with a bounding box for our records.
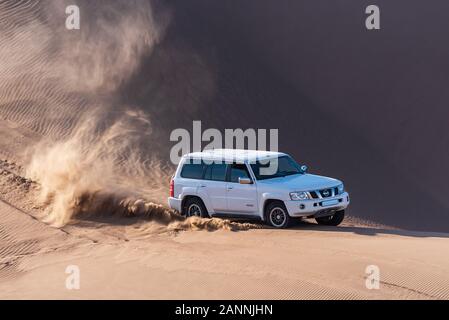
[181,195,207,215]
[262,198,287,221]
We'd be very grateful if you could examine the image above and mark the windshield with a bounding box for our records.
[250,156,303,180]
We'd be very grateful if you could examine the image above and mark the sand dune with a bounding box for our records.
[1,0,449,299]
[0,0,173,224]
[1,194,449,299]
[1,152,449,299]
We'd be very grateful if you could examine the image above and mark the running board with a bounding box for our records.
[212,213,263,221]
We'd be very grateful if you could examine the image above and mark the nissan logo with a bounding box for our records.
[322,190,330,197]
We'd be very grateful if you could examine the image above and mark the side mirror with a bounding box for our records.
[239,177,252,185]
[300,165,308,173]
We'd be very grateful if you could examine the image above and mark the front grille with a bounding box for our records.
[308,187,340,199]
[309,191,319,199]
[319,188,333,198]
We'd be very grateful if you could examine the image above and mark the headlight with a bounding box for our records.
[290,191,309,201]
[337,184,344,194]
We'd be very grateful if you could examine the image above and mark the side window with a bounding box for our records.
[180,162,204,179]
[204,162,227,181]
[229,163,250,183]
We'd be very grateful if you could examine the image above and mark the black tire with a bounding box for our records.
[265,201,291,229]
[315,209,345,226]
[183,197,209,218]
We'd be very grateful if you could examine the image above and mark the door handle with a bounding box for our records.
[227,186,234,190]
[200,185,207,188]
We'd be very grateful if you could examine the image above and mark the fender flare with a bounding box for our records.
[259,193,288,220]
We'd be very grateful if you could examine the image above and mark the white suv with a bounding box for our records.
[168,149,350,228]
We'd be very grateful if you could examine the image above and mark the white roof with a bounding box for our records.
[183,149,286,162]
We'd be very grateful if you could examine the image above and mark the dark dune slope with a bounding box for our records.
[123,0,449,231]
[1,0,447,232]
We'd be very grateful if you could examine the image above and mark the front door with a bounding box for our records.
[226,163,258,214]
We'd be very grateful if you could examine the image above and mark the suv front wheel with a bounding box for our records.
[265,201,291,229]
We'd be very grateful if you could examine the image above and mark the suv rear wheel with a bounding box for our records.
[315,209,345,226]
[183,197,209,218]
[265,201,291,229]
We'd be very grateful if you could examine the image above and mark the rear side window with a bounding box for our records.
[204,163,227,181]
[180,162,205,179]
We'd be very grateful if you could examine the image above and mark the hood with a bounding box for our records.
[258,173,341,191]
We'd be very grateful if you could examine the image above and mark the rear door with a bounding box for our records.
[226,163,258,214]
[197,161,228,213]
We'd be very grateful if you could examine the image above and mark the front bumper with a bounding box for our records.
[284,192,350,217]
[168,197,182,212]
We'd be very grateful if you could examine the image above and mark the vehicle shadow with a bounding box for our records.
[69,212,449,239]
[284,218,449,239]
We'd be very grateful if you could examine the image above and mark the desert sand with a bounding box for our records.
[1,0,449,300]
[1,120,448,300]
[1,190,449,299]
[1,136,449,299]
